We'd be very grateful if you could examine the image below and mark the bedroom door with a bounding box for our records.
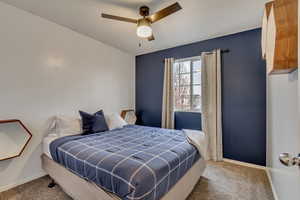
[276,2,300,198]
[266,2,300,199]
[267,67,300,200]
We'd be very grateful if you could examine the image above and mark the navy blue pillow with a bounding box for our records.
[79,110,108,135]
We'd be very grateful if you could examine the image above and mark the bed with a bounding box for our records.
[42,125,206,200]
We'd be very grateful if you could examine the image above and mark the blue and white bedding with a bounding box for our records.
[50,125,200,200]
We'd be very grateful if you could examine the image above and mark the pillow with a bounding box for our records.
[105,113,127,130]
[44,116,59,137]
[55,116,82,137]
[79,110,108,135]
[44,116,82,137]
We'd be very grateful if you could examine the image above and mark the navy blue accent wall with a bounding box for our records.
[174,112,202,130]
[136,29,266,166]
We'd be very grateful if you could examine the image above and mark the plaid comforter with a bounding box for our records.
[50,125,200,200]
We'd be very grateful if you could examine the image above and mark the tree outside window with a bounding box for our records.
[173,58,201,112]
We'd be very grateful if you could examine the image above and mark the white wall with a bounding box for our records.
[0,2,135,191]
[267,70,300,200]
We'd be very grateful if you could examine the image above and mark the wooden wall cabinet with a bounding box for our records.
[262,0,298,74]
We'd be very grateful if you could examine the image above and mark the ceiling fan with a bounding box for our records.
[101,2,182,41]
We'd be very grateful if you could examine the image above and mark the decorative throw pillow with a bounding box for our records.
[55,115,82,137]
[105,113,128,130]
[79,110,108,135]
[44,116,82,137]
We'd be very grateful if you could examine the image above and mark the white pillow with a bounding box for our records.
[105,113,127,130]
[55,116,82,137]
[44,116,59,137]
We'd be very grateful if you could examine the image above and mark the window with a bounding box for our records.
[173,57,201,112]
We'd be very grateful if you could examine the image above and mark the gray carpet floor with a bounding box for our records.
[0,161,274,200]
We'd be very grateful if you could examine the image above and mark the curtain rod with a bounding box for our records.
[163,49,230,63]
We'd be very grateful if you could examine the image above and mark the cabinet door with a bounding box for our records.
[262,7,268,59]
[266,4,276,74]
[262,2,273,59]
[264,0,298,74]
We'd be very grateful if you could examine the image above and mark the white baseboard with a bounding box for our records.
[265,168,279,200]
[0,171,46,193]
[223,159,279,200]
[223,158,266,170]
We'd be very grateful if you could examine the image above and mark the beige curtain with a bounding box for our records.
[161,58,174,129]
[201,49,223,161]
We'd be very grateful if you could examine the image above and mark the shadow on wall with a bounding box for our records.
[0,159,12,173]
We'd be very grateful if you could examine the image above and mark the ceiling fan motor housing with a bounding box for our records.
[140,6,150,17]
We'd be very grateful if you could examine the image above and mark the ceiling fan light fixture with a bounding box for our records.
[136,18,152,38]
[102,2,182,41]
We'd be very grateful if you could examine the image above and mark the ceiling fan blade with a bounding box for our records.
[148,2,182,23]
[101,13,137,24]
[148,34,155,41]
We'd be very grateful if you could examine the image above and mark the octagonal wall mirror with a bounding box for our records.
[0,119,32,161]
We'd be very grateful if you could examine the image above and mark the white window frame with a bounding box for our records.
[173,56,201,113]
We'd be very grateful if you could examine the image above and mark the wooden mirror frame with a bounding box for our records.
[0,119,32,161]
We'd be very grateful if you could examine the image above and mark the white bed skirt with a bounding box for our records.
[41,154,206,200]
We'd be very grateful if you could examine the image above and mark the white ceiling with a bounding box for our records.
[0,0,269,55]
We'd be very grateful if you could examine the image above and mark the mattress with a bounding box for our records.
[50,125,200,200]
